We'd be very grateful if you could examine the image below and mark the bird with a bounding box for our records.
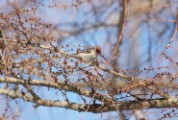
[72,46,101,66]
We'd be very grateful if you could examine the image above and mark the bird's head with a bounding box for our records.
[95,46,101,55]
[88,46,101,56]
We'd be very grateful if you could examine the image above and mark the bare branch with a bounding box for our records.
[0,76,113,104]
[0,88,177,113]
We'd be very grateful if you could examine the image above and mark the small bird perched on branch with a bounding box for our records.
[72,46,101,66]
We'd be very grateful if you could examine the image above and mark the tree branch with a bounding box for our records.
[0,88,177,113]
[109,0,128,62]
[0,76,112,104]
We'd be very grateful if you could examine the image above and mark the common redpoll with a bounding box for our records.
[72,46,101,66]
